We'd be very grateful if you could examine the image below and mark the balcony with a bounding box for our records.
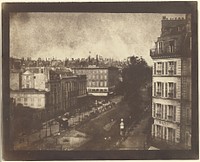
[150,48,180,58]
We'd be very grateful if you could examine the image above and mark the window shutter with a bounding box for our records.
[161,105,163,119]
[174,61,177,75]
[154,63,156,75]
[165,105,168,119]
[161,83,164,97]
[174,83,176,98]
[153,103,156,117]
[165,62,168,75]
[173,106,176,121]
[162,62,164,74]
[154,82,156,96]
[165,83,168,97]
[173,129,176,142]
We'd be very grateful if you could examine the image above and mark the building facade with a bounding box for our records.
[21,67,51,91]
[48,69,87,116]
[150,15,191,149]
[10,89,47,109]
[73,66,119,96]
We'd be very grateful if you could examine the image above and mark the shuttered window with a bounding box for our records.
[174,61,177,75]
[153,103,156,117]
[161,105,164,119]
[154,63,156,75]
[174,83,176,98]
[165,62,168,75]
[165,105,168,119]
[161,83,164,97]
[162,62,164,74]
[173,106,176,121]
[165,83,168,97]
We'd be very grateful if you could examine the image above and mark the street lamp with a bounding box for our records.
[120,118,125,137]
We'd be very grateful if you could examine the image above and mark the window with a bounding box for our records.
[100,82,103,87]
[186,108,191,124]
[156,104,162,118]
[169,40,176,53]
[157,82,162,96]
[156,82,164,97]
[168,82,176,98]
[17,98,21,102]
[164,127,167,140]
[168,61,177,75]
[153,103,156,117]
[165,105,168,120]
[168,105,176,121]
[154,63,156,75]
[165,62,168,75]
[152,125,155,137]
[168,128,175,142]
[185,132,191,147]
[157,62,162,75]
[158,41,163,54]
[104,81,107,87]
[157,125,163,139]
[26,84,29,88]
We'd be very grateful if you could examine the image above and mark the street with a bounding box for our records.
[13,95,151,150]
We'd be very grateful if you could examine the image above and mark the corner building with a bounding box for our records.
[150,15,191,149]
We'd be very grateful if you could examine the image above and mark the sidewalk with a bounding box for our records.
[117,116,151,150]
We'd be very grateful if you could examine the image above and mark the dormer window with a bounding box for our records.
[169,40,176,53]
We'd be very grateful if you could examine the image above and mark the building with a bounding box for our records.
[73,66,119,96]
[48,69,87,116]
[10,89,48,109]
[22,67,51,91]
[150,15,191,149]
[10,69,23,90]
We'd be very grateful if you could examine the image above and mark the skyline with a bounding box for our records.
[10,13,185,65]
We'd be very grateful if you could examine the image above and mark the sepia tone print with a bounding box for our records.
[9,12,191,151]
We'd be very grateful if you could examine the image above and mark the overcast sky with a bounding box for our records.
[10,13,185,65]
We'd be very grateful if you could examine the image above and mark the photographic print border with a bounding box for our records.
[2,2,198,160]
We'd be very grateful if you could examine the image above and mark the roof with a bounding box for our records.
[72,66,118,70]
[23,70,33,75]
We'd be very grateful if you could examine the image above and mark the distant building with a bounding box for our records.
[21,70,35,89]
[10,89,47,109]
[10,69,22,90]
[73,66,119,96]
[150,15,191,149]
[48,69,87,116]
[21,67,72,91]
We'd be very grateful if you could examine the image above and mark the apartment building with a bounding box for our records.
[150,15,191,149]
[73,66,119,96]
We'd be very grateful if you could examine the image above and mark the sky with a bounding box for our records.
[10,13,185,65]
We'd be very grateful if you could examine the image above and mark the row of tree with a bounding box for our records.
[116,55,152,119]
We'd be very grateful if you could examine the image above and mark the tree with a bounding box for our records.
[121,56,152,118]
